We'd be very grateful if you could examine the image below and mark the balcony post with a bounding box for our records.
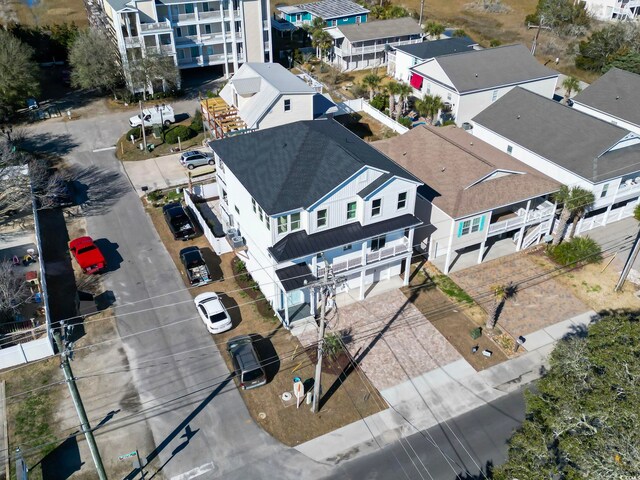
[403,228,414,286]
[477,211,492,264]
[283,289,289,327]
[361,241,367,265]
[443,221,456,275]
[359,270,366,300]
[516,199,531,252]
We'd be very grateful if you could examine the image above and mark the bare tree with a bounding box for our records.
[0,260,31,323]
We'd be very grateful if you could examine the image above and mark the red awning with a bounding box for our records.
[410,73,423,90]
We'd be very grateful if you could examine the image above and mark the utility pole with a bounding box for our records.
[53,331,108,480]
[615,228,640,292]
[139,100,147,151]
[419,0,425,26]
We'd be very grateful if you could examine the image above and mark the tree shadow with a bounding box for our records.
[69,164,131,216]
[20,131,79,157]
[40,435,84,480]
[455,459,494,479]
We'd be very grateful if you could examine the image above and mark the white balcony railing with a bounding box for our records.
[139,20,171,33]
[336,38,421,57]
[175,35,199,44]
[145,45,174,55]
[199,10,221,20]
[316,238,410,277]
[124,36,141,47]
[488,201,555,235]
[176,13,197,22]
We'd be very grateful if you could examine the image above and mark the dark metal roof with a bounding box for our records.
[275,263,316,292]
[208,119,421,215]
[357,173,392,198]
[269,214,422,263]
[472,88,638,183]
[394,37,477,60]
[572,67,640,128]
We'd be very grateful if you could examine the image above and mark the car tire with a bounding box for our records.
[187,164,195,170]
[208,159,214,165]
[164,120,171,127]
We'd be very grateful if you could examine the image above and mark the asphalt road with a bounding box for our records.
[326,388,526,480]
[26,100,329,479]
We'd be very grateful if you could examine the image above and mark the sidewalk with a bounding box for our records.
[294,310,599,464]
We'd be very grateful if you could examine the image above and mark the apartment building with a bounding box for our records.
[98,0,272,90]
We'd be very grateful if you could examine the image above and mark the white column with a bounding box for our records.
[516,200,531,252]
[361,241,367,267]
[283,289,289,327]
[546,201,557,236]
[403,228,415,286]
[228,1,238,72]
[443,220,456,275]
[477,211,492,263]
[359,270,366,300]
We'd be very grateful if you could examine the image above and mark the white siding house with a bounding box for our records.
[572,67,640,136]
[408,44,558,126]
[374,125,560,274]
[208,119,422,328]
[581,0,639,20]
[472,87,640,236]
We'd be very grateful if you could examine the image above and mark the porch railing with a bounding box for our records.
[316,238,410,277]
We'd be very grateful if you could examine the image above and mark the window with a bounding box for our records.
[447,93,452,102]
[277,216,288,234]
[235,205,240,214]
[346,201,357,220]
[458,216,484,237]
[317,209,327,228]
[284,99,291,112]
[290,212,301,230]
[258,206,263,221]
[492,89,499,102]
[265,216,270,230]
[176,27,183,37]
[371,199,381,217]
[204,24,212,34]
[507,145,513,155]
[343,244,352,251]
[371,235,386,251]
[397,192,407,210]
[252,198,256,213]
[356,16,361,23]
[426,82,431,95]
[222,188,227,202]
[185,3,194,14]
[601,183,609,198]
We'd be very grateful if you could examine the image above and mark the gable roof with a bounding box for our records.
[411,44,558,93]
[336,17,422,43]
[208,119,420,215]
[394,37,477,59]
[373,125,560,218]
[472,87,640,183]
[572,67,640,128]
[220,63,315,128]
[278,0,369,19]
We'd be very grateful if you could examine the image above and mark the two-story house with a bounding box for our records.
[277,0,369,27]
[408,44,558,126]
[208,119,422,327]
[374,125,559,274]
[98,0,272,91]
[472,87,640,236]
[580,0,639,20]
[202,62,335,137]
[325,17,423,71]
[388,36,478,83]
[572,67,640,135]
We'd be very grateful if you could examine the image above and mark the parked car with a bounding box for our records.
[180,151,214,170]
[162,202,196,240]
[69,236,106,274]
[227,335,267,390]
[129,104,175,127]
[194,292,232,334]
[180,246,212,286]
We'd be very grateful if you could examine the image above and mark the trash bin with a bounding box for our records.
[147,143,155,152]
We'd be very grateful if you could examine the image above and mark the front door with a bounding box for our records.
[287,289,304,306]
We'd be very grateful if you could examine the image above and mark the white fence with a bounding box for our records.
[183,189,233,256]
[337,98,409,134]
[576,201,637,235]
[0,337,53,370]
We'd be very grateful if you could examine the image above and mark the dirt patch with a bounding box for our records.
[7,0,88,27]
[405,266,508,370]
[144,201,386,446]
[334,112,397,142]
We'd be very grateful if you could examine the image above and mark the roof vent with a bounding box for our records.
[441,167,446,172]
[616,95,620,100]
[517,115,521,119]
[475,73,478,77]
[402,151,407,156]
[469,142,473,146]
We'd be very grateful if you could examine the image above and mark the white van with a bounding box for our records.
[129,104,175,127]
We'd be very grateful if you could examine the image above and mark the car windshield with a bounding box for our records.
[209,312,228,324]
[242,369,263,382]
[77,246,96,255]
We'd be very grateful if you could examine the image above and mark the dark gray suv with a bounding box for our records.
[227,335,267,390]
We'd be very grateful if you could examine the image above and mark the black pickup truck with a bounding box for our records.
[179,246,212,286]
[162,202,196,241]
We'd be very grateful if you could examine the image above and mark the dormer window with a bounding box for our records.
[278,216,287,234]
[290,212,301,230]
[317,209,327,228]
[371,199,381,217]
[284,99,291,111]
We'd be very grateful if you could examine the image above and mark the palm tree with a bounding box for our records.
[395,82,413,119]
[312,29,333,60]
[386,80,401,119]
[486,282,517,330]
[562,76,582,105]
[552,186,595,245]
[568,188,596,239]
[415,94,444,124]
[362,73,382,101]
[614,204,640,291]
[424,21,445,39]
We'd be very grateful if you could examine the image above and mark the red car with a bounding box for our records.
[69,236,106,274]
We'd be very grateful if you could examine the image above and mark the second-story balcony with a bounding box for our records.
[593,178,640,209]
[336,38,421,57]
[139,20,172,33]
[488,200,555,236]
[316,237,410,277]
[175,35,199,44]
[145,44,175,55]
[199,10,222,21]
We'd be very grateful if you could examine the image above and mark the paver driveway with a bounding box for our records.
[299,289,462,391]
[451,252,590,336]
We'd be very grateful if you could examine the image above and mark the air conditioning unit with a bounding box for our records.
[227,228,238,237]
[231,236,245,248]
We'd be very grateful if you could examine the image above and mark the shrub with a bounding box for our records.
[324,333,344,359]
[190,109,203,133]
[398,116,413,128]
[164,125,195,144]
[147,190,163,201]
[235,260,247,273]
[370,94,388,112]
[547,236,602,266]
[489,39,502,47]
[125,126,152,140]
[470,327,482,340]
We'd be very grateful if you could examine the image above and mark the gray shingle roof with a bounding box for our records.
[337,17,422,43]
[241,63,315,94]
[572,67,640,128]
[269,214,421,262]
[281,0,369,20]
[412,44,558,93]
[276,263,316,291]
[394,37,477,59]
[472,88,640,183]
[208,119,420,215]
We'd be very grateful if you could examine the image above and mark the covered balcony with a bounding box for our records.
[487,200,554,236]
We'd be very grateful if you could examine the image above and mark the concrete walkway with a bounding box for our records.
[294,309,598,464]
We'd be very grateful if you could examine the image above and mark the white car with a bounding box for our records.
[194,292,232,334]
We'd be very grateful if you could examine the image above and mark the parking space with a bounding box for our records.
[451,252,590,337]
